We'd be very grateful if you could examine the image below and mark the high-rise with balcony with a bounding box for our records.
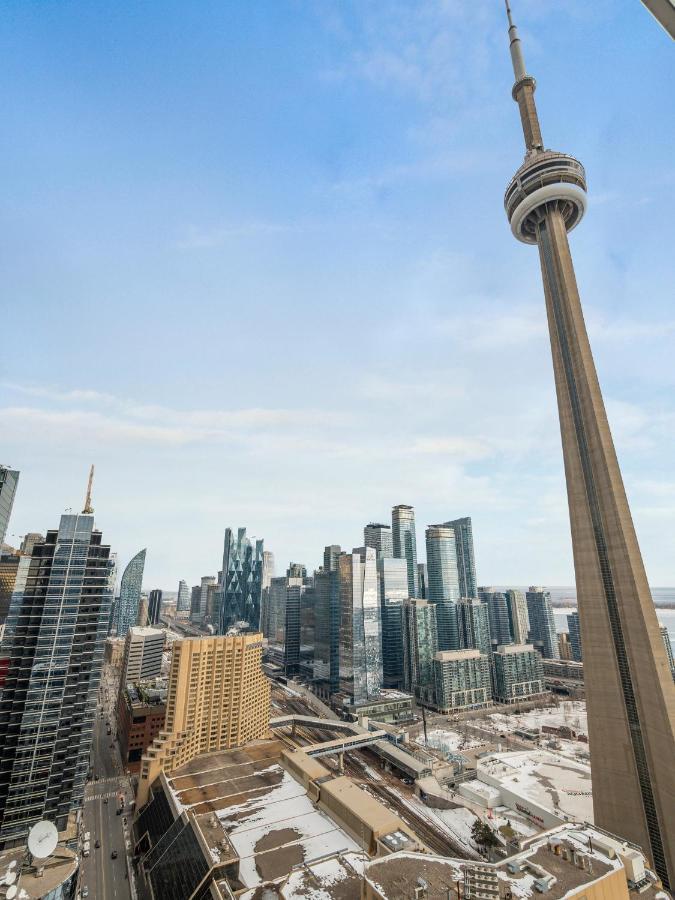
[0,467,19,548]
[116,548,147,638]
[493,643,545,705]
[505,588,530,644]
[425,525,460,651]
[219,527,264,632]
[137,632,270,807]
[443,517,477,599]
[392,505,419,598]
[567,611,583,662]
[502,7,675,879]
[402,599,437,705]
[525,587,559,660]
[479,587,513,647]
[0,496,113,846]
[456,598,491,657]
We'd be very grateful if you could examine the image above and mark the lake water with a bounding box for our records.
[549,587,675,649]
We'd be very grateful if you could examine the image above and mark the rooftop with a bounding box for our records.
[364,824,665,900]
[0,846,78,899]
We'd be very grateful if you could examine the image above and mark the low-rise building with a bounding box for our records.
[432,648,492,713]
[363,823,667,900]
[117,681,167,773]
[121,625,165,684]
[493,643,546,703]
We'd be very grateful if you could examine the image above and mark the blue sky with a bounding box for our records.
[1,0,674,591]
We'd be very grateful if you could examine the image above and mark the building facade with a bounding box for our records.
[0,467,19,548]
[364,523,393,559]
[456,598,492,657]
[117,682,166,773]
[338,548,383,706]
[378,557,408,689]
[323,544,341,573]
[312,570,340,699]
[121,626,165,685]
[176,579,191,618]
[567,611,583,662]
[426,525,460,651]
[402,599,438,705]
[147,589,162,626]
[392,505,419,598]
[116,548,147,638]
[433,649,492,713]
[0,512,113,845]
[479,587,513,647]
[0,554,19,626]
[218,527,264,632]
[138,633,270,806]
[493,643,545,704]
[505,589,530,644]
[526,587,559,659]
[444,516,478,598]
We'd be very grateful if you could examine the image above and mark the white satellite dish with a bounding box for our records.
[27,820,58,860]
[6,886,17,899]
[4,872,16,885]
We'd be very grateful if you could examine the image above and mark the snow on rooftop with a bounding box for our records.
[280,851,366,899]
[423,727,484,757]
[216,764,360,889]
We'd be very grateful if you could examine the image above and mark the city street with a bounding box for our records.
[80,666,135,900]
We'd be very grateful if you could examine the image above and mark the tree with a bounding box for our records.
[471,819,500,850]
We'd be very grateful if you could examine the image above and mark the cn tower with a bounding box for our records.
[503,3,675,888]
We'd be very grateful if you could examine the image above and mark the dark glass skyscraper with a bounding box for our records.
[479,587,513,647]
[567,610,582,662]
[456,598,491,657]
[0,466,19,548]
[444,517,477,599]
[378,557,408,689]
[0,511,113,845]
[116,549,147,637]
[148,589,162,626]
[312,570,340,698]
[218,527,264,632]
[426,525,460,651]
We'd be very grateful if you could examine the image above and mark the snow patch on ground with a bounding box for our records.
[422,728,484,756]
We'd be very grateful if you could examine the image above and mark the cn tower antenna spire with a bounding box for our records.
[82,464,95,515]
[504,0,543,151]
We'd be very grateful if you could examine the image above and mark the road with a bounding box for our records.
[80,665,135,900]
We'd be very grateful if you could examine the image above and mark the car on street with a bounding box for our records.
[81,888,89,898]
[95,839,100,848]
[111,850,118,859]
[104,798,108,804]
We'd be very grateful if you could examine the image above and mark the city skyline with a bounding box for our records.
[1,2,674,589]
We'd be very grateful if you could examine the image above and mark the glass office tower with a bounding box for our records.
[526,586,559,659]
[378,556,409,689]
[338,548,382,705]
[0,512,113,846]
[392,505,419,598]
[116,548,147,637]
[219,527,264,632]
[313,570,340,698]
[425,525,460,651]
[364,523,393,559]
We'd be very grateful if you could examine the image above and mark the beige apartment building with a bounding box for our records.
[137,632,270,806]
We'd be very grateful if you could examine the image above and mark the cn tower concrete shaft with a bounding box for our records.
[503,3,675,889]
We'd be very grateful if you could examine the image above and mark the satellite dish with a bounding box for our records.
[6,886,17,899]
[27,820,58,860]
[5,872,16,885]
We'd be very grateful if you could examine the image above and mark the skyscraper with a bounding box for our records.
[392,505,419,598]
[323,544,341,573]
[198,575,216,621]
[219,527,264,632]
[479,587,513,647]
[425,525,460,651]
[261,550,275,590]
[0,467,19,548]
[402,599,438,705]
[444,517,477,598]
[567,611,583,662]
[137,633,270,807]
[266,572,305,675]
[0,498,113,845]
[417,563,428,600]
[504,6,675,883]
[19,533,44,557]
[456,598,491,657]
[312,569,340,699]
[378,556,409,689]
[505,588,530,645]
[121,626,165,684]
[176,579,191,618]
[116,548,147,638]
[147,588,162,626]
[364,523,393,559]
[525,587,559,660]
[338,547,382,705]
